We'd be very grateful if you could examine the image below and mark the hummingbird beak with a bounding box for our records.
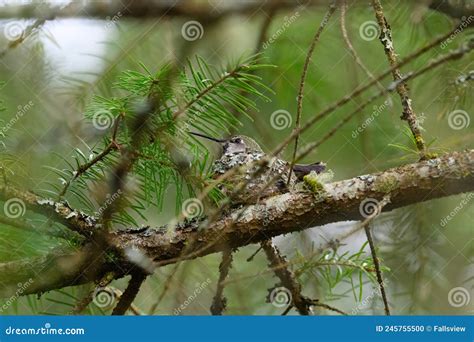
[189,131,226,143]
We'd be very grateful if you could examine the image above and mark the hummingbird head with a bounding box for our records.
[222,135,247,154]
[189,132,263,155]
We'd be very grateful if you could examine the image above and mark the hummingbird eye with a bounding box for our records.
[234,138,243,144]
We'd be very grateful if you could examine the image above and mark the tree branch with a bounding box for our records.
[262,240,311,315]
[1,149,472,297]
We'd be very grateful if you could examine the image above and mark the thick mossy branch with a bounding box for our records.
[114,150,473,265]
[0,150,472,297]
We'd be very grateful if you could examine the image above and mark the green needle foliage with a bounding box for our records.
[46,55,272,225]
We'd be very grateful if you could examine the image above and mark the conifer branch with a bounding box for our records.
[371,0,427,159]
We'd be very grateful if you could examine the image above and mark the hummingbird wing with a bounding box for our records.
[292,162,326,180]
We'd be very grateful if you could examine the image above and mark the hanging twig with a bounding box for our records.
[288,1,337,184]
[211,249,233,315]
[261,240,311,315]
[364,224,391,315]
[340,0,385,94]
[112,271,148,315]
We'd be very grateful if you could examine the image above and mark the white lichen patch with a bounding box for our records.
[418,165,431,178]
[36,199,55,206]
[264,192,292,213]
[66,211,78,219]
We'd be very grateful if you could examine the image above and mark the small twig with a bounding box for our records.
[0,19,46,58]
[71,288,94,315]
[148,264,180,315]
[308,300,348,315]
[72,274,115,315]
[111,288,143,315]
[364,224,390,315]
[340,0,386,94]
[288,1,337,184]
[281,305,292,315]
[371,0,427,159]
[246,245,263,262]
[261,240,311,315]
[112,271,147,315]
[211,249,233,315]
[58,114,123,200]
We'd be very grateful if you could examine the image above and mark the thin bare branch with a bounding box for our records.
[288,1,337,184]
[364,224,391,315]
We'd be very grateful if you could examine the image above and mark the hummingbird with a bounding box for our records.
[190,132,326,205]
